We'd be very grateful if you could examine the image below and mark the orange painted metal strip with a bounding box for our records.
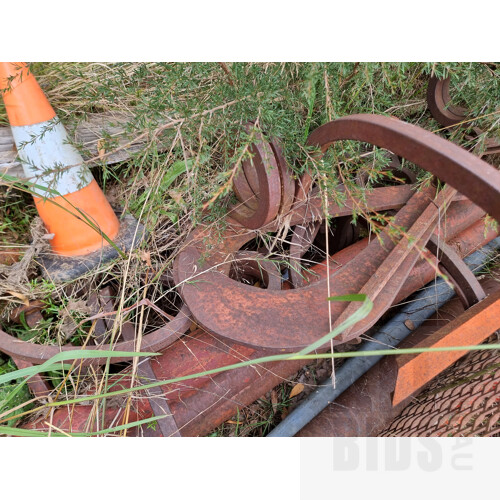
[34,179,120,256]
[0,62,56,126]
[392,289,500,406]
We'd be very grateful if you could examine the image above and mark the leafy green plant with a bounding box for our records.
[0,358,33,426]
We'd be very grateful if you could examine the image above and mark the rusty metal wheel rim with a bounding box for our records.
[427,76,468,127]
[230,126,283,229]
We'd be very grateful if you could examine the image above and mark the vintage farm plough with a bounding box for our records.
[1,77,499,436]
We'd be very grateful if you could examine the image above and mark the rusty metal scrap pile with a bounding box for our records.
[2,78,500,436]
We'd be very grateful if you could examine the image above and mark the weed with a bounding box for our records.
[0,358,33,426]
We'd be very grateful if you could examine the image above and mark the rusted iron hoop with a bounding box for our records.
[269,139,296,216]
[0,304,191,366]
[427,76,500,156]
[230,127,283,229]
[306,114,500,222]
[427,76,468,127]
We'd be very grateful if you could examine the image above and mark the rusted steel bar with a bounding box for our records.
[334,185,457,343]
[296,277,500,437]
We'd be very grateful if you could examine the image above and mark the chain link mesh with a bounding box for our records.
[380,334,500,437]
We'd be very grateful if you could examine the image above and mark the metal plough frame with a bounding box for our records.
[173,114,500,350]
[3,112,500,439]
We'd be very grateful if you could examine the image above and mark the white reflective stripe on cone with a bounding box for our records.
[10,120,93,197]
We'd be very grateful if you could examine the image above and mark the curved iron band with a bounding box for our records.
[427,76,467,127]
[233,167,258,210]
[233,136,302,219]
[175,185,437,350]
[0,304,192,365]
[426,234,486,308]
[306,114,500,223]
[230,134,282,229]
[269,139,296,216]
[427,77,500,156]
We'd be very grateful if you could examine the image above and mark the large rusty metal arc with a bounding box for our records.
[0,305,191,365]
[306,114,500,222]
[175,114,499,351]
[175,187,447,350]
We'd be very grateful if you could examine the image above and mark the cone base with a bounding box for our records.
[38,213,145,282]
[34,179,120,256]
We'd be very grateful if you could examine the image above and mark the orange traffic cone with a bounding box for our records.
[0,62,143,281]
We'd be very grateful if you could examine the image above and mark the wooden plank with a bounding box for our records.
[0,111,150,178]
